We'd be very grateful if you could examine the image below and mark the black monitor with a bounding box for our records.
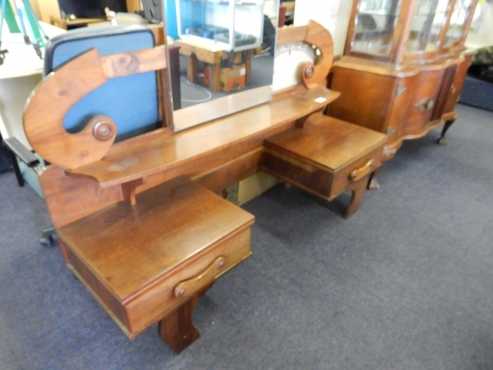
[58,0,126,18]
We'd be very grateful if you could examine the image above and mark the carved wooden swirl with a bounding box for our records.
[23,46,168,170]
[277,21,334,89]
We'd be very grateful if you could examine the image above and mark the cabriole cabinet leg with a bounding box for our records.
[436,119,456,145]
[367,171,380,191]
[159,296,200,353]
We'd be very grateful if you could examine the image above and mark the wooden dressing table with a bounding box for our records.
[23,21,385,352]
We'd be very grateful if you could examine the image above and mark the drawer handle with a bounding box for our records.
[415,98,435,112]
[349,160,375,182]
[174,256,226,298]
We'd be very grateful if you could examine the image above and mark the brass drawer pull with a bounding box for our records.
[349,160,375,182]
[415,98,435,112]
[174,256,226,298]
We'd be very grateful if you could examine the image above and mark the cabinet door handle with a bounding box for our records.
[174,256,227,298]
[416,98,435,112]
[349,160,375,182]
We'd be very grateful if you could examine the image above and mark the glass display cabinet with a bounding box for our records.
[329,0,479,155]
[176,0,265,52]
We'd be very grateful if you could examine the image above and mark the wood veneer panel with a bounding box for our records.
[68,87,339,187]
[58,179,254,301]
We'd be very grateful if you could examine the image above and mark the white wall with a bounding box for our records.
[467,2,493,49]
[293,0,353,55]
[272,0,353,91]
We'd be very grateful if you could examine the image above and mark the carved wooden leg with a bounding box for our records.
[210,62,222,92]
[159,296,200,353]
[436,119,455,145]
[187,54,198,84]
[345,178,367,218]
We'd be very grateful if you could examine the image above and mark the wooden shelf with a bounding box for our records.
[68,86,340,188]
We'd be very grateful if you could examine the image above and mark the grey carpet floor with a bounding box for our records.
[1,104,493,370]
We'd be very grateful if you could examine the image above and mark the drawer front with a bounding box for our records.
[404,69,444,136]
[331,147,384,198]
[125,227,252,336]
[261,150,333,198]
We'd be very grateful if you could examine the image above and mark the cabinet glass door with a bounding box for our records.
[445,0,475,47]
[350,0,402,58]
[233,0,265,51]
[405,0,450,53]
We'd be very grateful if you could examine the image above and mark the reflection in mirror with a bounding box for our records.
[446,0,474,47]
[406,0,449,53]
[350,0,401,58]
[163,0,279,131]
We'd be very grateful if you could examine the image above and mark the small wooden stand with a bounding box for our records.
[178,38,252,92]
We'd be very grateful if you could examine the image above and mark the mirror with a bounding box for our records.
[163,0,279,131]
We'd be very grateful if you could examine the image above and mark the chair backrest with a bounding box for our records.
[44,25,160,141]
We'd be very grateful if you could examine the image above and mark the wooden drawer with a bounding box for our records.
[262,114,386,216]
[59,179,254,339]
[331,147,384,198]
[263,144,383,201]
[124,228,251,335]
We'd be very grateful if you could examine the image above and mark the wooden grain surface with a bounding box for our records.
[68,86,339,187]
[58,179,254,301]
[265,113,386,172]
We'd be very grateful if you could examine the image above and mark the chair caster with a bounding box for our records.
[40,228,58,248]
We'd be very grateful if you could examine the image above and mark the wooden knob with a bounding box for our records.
[216,256,225,268]
[92,120,115,141]
[303,63,315,79]
[174,286,186,297]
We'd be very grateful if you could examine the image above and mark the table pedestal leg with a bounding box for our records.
[159,296,200,353]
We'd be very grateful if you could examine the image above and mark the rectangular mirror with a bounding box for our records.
[163,0,279,131]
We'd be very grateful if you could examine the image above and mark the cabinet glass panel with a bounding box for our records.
[445,0,474,47]
[177,0,265,51]
[350,0,402,57]
[406,0,450,53]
